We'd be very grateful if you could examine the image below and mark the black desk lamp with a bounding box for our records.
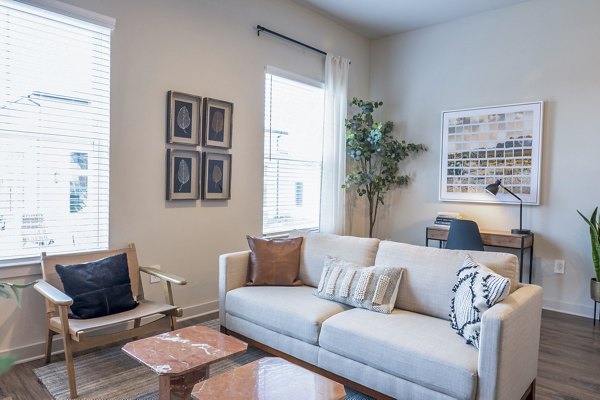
[484,179,530,235]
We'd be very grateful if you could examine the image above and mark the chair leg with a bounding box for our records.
[62,333,77,399]
[170,315,177,331]
[44,329,54,364]
[132,318,142,340]
[58,306,77,399]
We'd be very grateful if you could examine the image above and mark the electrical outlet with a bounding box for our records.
[150,265,161,284]
[554,259,565,274]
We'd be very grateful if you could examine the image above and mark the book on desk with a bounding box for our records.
[433,212,462,227]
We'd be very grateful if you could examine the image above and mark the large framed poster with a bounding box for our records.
[440,102,543,205]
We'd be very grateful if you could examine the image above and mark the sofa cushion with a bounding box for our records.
[319,308,478,400]
[450,255,511,348]
[375,241,519,320]
[296,232,380,287]
[225,286,351,345]
[246,236,303,286]
[314,256,403,314]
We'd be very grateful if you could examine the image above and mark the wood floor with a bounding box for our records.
[1,310,598,400]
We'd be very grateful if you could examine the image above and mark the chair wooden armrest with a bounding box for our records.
[34,280,73,306]
[140,266,187,285]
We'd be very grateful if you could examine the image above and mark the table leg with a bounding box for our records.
[528,246,534,284]
[594,301,597,326]
[159,366,209,400]
[519,238,525,283]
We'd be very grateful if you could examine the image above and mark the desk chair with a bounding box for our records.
[445,220,485,251]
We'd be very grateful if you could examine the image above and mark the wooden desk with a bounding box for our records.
[425,226,534,283]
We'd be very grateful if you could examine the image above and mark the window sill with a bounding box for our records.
[0,259,42,279]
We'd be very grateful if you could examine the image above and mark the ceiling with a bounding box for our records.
[292,0,531,39]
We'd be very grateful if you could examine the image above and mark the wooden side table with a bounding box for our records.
[191,357,346,400]
[426,225,535,283]
[122,326,247,400]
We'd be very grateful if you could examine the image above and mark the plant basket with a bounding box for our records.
[592,278,600,302]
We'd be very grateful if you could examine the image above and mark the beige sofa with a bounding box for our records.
[219,233,542,400]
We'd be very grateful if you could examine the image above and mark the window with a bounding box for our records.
[0,0,112,262]
[263,69,325,235]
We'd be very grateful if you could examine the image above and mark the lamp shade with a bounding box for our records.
[485,180,501,196]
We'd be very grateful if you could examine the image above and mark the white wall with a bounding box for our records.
[0,0,370,360]
[369,0,600,317]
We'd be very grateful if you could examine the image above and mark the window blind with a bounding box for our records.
[0,0,111,262]
[263,71,325,235]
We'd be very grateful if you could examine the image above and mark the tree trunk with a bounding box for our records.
[368,196,376,238]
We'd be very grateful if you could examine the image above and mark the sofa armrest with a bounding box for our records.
[218,250,250,326]
[477,284,543,400]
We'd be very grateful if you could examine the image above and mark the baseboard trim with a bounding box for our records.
[542,299,595,319]
[2,300,219,364]
[178,300,219,322]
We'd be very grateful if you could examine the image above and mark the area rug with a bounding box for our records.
[34,319,372,399]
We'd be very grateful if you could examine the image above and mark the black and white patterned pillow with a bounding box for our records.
[314,256,403,314]
[450,255,511,348]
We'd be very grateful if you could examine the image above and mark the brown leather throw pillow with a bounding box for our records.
[246,235,304,286]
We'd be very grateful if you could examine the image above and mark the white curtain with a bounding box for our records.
[320,54,350,235]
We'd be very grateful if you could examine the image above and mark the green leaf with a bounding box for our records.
[10,285,21,306]
[0,286,10,300]
[0,355,16,375]
[0,281,37,306]
[578,208,600,281]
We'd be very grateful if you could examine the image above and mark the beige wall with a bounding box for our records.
[369,0,600,317]
[0,0,370,360]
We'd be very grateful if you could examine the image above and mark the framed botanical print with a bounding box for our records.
[167,91,201,146]
[166,149,200,200]
[202,152,231,200]
[440,101,543,205]
[203,98,233,149]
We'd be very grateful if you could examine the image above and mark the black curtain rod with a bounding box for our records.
[256,25,327,56]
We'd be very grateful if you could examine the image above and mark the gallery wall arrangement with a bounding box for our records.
[165,91,233,201]
[439,101,543,205]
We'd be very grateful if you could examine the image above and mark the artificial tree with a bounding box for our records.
[343,98,427,238]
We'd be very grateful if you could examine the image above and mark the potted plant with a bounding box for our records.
[343,98,427,238]
[577,207,600,302]
[0,280,37,375]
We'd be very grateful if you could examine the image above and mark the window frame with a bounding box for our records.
[262,66,325,237]
[0,0,114,266]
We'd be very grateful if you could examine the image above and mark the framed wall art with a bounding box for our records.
[440,101,543,205]
[166,149,200,200]
[203,98,233,149]
[202,152,231,200]
[167,91,202,145]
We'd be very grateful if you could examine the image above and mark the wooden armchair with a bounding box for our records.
[34,243,186,398]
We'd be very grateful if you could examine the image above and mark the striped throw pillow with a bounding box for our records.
[450,255,511,348]
[314,256,403,314]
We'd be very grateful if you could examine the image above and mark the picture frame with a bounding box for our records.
[167,91,202,146]
[166,149,200,200]
[202,152,231,200]
[203,98,233,149]
[440,101,543,205]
